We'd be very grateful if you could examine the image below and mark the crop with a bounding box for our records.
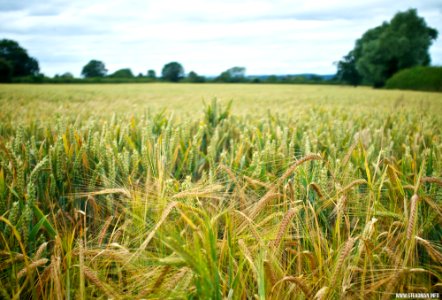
[0,84,441,299]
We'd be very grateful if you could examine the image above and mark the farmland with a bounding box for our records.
[0,83,442,299]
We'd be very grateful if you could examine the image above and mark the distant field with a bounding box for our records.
[0,83,441,299]
[1,83,442,121]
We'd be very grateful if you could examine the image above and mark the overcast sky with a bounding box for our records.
[1,0,441,77]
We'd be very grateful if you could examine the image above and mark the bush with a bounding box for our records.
[385,66,442,92]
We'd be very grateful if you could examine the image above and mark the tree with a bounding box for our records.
[0,39,39,77]
[335,51,363,86]
[266,75,279,83]
[109,68,134,78]
[81,60,107,78]
[161,62,184,82]
[336,9,438,87]
[147,69,156,79]
[217,67,246,82]
[187,71,205,83]
[0,58,13,82]
[60,72,74,79]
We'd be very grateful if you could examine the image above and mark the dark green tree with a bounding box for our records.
[161,62,184,82]
[335,51,363,86]
[217,67,246,82]
[187,71,205,83]
[337,9,438,87]
[60,72,74,79]
[0,58,13,82]
[265,75,279,83]
[0,39,39,77]
[81,60,107,78]
[109,68,134,78]
[147,69,156,79]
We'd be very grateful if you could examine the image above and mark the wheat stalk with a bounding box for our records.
[415,236,442,262]
[314,286,329,300]
[420,176,442,186]
[263,260,277,286]
[309,182,324,199]
[274,276,312,299]
[33,242,48,261]
[137,201,178,252]
[338,179,367,195]
[272,207,299,247]
[83,266,119,299]
[50,255,63,300]
[278,154,322,184]
[331,237,357,287]
[17,258,48,279]
[98,216,113,246]
[406,194,418,240]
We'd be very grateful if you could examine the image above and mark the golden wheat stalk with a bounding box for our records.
[74,188,131,198]
[33,242,48,261]
[331,237,357,287]
[219,164,247,209]
[314,286,329,300]
[278,154,322,185]
[98,216,113,246]
[415,236,442,262]
[51,255,63,300]
[137,201,178,253]
[420,176,442,186]
[406,194,418,240]
[232,210,262,242]
[274,276,312,299]
[309,182,324,199]
[83,266,119,299]
[78,239,85,300]
[243,175,272,189]
[247,192,280,220]
[17,258,48,279]
[238,239,257,275]
[263,260,277,286]
[272,207,299,247]
[338,179,367,195]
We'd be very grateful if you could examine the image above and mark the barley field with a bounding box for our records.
[0,83,441,299]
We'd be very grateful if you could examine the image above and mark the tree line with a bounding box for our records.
[0,9,438,87]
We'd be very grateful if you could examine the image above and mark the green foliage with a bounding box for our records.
[161,62,184,82]
[0,57,12,82]
[109,68,134,78]
[186,71,206,83]
[335,51,362,86]
[385,66,442,91]
[337,9,438,87]
[60,72,74,79]
[81,60,107,78]
[147,69,156,79]
[216,66,246,83]
[0,39,40,77]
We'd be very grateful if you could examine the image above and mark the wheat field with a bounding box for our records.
[0,83,441,299]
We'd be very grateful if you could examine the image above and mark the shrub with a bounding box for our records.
[385,66,442,92]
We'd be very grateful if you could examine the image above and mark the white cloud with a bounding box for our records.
[1,0,441,76]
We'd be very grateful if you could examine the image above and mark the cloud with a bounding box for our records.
[1,0,441,76]
[0,0,68,15]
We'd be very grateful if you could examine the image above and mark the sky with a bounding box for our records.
[1,0,441,77]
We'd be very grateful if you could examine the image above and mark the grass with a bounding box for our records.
[0,83,441,299]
